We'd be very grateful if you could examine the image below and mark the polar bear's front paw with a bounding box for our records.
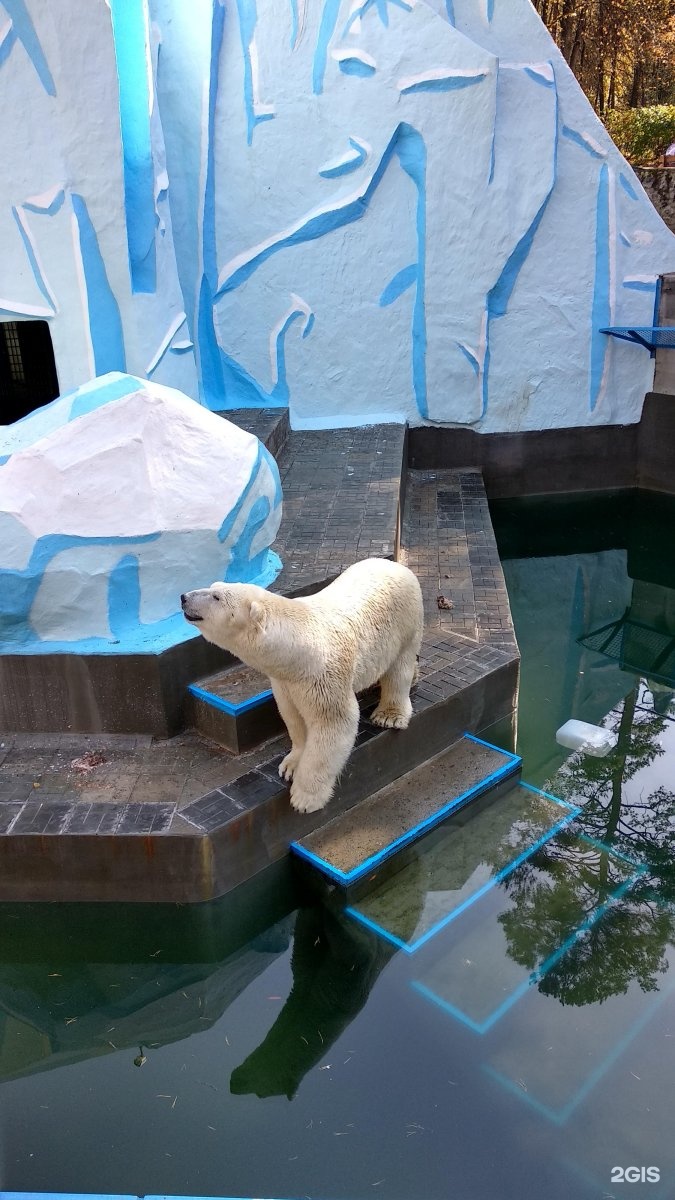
[290,781,331,814]
[279,749,302,781]
[371,704,412,730]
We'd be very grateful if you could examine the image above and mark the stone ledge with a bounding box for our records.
[0,659,518,902]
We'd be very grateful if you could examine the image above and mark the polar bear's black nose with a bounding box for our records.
[180,593,186,606]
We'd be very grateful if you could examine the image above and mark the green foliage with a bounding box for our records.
[605,104,675,162]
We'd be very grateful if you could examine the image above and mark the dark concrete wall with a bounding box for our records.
[408,395,674,498]
[0,637,232,737]
[408,422,640,497]
[639,392,675,493]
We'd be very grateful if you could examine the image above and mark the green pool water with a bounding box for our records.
[1,489,674,1200]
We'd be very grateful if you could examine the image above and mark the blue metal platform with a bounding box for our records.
[600,325,675,353]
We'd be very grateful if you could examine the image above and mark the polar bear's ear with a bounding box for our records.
[249,599,268,632]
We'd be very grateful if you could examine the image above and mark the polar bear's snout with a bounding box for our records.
[181,588,213,623]
[181,584,263,646]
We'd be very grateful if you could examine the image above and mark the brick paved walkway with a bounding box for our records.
[272,425,405,594]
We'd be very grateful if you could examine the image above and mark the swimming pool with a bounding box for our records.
[1,489,674,1200]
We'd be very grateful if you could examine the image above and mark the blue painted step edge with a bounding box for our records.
[290,734,522,887]
[188,681,273,717]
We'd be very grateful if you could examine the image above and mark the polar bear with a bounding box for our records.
[181,558,424,814]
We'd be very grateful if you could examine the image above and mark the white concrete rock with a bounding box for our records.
[0,373,282,652]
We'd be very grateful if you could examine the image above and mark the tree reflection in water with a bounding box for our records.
[497,680,675,1008]
[553,681,675,895]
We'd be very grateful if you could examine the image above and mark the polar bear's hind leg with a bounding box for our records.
[371,641,418,729]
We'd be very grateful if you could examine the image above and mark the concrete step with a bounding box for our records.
[186,664,280,754]
[187,665,382,754]
[290,734,521,893]
[215,407,290,461]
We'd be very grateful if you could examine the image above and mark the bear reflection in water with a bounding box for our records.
[230,893,420,1100]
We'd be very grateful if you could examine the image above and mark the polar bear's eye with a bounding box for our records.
[213,591,234,615]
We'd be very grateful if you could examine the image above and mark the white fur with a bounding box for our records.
[182,558,424,813]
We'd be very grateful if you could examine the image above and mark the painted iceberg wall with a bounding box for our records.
[3,0,675,432]
[201,0,675,431]
[0,0,198,401]
[0,374,282,653]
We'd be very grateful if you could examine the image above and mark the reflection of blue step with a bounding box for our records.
[482,899,671,1130]
[291,734,521,888]
[410,828,645,1036]
[348,781,580,953]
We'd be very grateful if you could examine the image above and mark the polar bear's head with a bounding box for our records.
[182,581,316,678]
[181,582,269,655]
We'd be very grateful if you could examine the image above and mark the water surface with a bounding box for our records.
[1,489,674,1199]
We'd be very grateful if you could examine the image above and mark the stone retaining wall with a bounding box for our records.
[635,167,675,233]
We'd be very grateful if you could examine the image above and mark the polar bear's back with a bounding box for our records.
[314,558,420,613]
[305,557,424,691]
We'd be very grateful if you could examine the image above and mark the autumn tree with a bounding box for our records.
[533,0,675,113]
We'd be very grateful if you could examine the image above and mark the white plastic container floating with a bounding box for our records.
[556,719,618,758]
